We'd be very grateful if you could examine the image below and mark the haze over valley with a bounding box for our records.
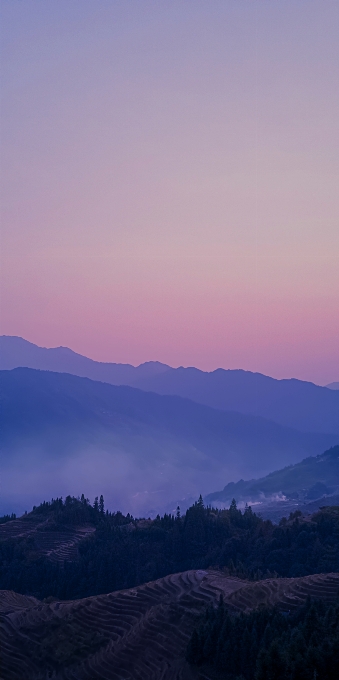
[1,339,338,517]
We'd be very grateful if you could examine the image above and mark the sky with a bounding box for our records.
[1,0,338,385]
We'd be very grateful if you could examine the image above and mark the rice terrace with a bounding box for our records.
[1,497,339,678]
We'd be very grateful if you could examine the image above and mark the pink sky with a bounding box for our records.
[1,1,338,384]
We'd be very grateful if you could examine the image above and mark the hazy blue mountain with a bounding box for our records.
[133,369,339,435]
[1,336,339,435]
[0,335,170,384]
[327,382,339,390]
[206,445,339,506]
[0,369,336,517]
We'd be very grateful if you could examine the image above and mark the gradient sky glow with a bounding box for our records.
[1,0,338,384]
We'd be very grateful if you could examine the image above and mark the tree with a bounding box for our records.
[265,640,287,680]
[186,629,203,665]
[230,498,237,511]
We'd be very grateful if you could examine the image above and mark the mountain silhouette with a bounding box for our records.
[1,336,339,435]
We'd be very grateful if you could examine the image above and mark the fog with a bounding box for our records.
[2,369,336,518]
[0,440,245,517]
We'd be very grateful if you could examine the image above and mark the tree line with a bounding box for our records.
[187,596,339,680]
[0,495,339,600]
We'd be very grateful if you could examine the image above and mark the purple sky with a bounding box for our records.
[1,1,338,384]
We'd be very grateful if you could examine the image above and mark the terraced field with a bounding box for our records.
[1,570,339,680]
[0,514,95,563]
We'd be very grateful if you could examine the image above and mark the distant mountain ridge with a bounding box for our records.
[0,335,170,383]
[1,336,339,435]
[131,367,339,435]
[1,368,336,517]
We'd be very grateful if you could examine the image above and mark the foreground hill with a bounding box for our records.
[1,368,336,517]
[1,570,339,680]
[2,497,339,679]
[206,445,339,509]
[2,336,339,435]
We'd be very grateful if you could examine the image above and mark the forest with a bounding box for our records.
[187,596,339,680]
[1,495,339,601]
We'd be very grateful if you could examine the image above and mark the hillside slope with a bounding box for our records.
[1,368,336,516]
[1,336,339,434]
[206,445,339,507]
[1,570,339,680]
[206,445,339,503]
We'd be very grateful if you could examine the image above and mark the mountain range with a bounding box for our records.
[1,368,337,517]
[1,335,339,435]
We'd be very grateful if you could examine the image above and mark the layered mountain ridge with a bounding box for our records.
[2,368,336,516]
[1,335,339,435]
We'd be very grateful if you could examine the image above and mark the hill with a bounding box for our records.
[1,570,339,680]
[206,445,339,511]
[2,336,339,435]
[2,495,339,601]
[2,495,339,678]
[1,368,337,517]
[327,381,339,390]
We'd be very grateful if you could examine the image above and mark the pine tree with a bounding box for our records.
[99,495,104,514]
[203,632,214,661]
[266,640,287,680]
[186,629,203,664]
[262,622,273,650]
[304,604,319,643]
[255,647,269,680]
